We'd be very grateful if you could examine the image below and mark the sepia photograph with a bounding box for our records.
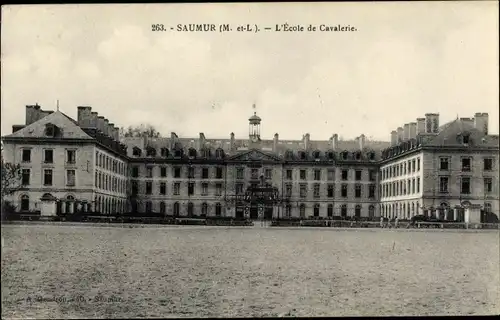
[1,2,499,318]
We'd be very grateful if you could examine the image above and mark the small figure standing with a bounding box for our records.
[380,216,384,228]
[395,217,399,228]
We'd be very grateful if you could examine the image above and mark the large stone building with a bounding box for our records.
[2,104,498,220]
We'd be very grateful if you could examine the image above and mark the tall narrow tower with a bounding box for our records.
[249,106,261,142]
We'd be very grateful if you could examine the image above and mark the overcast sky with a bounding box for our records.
[1,2,498,141]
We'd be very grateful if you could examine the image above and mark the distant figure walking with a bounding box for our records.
[380,217,384,228]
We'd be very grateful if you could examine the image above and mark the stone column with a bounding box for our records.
[443,209,448,221]
[435,209,440,220]
[453,207,459,221]
[68,201,74,214]
[60,201,66,214]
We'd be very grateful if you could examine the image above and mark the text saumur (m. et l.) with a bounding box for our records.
[152,23,357,33]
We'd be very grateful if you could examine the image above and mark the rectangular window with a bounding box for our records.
[216,167,223,179]
[327,206,333,217]
[236,168,244,179]
[341,184,348,198]
[299,184,307,198]
[369,185,376,198]
[160,167,167,177]
[174,167,181,178]
[131,181,138,195]
[160,182,166,195]
[407,160,411,173]
[22,149,31,163]
[236,183,243,194]
[188,182,194,195]
[202,183,208,196]
[412,178,415,194]
[369,170,376,182]
[417,159,420,171]
[461,158,472,172]
[313,184,320,198]
[412,160,416,172]
[146,167,153,178]
[341,170,348,181]
[251,169,259,179]
[484,178,493,193]
[461,177,471,194]
[43,169,53,186]
[403,163,407,175]
[188,167,195,178]
[202,168,209,179]
[173,183,180,195]
[66,149,76,164]
[484,158,493,171]
[417,177,420,193]
[314,170,321,181]
[355,170,362,181]
[327,169,335,181]
[439,177,449,193]
[146,181,152,195]
[215,183,222,196]
[132,166,139,178]
[327,184,334,198]
[44,149,53,163]
[22,169,30,185]
[300,170,306,180]
[440,157,449,171]
[66,170,76,187]
[355,184,362,198]
[286,169,293,180]
[285,184,292,197]
[265,168,272,179]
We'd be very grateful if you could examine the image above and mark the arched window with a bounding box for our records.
[215,203,222,217]
[202,148,211,158]
[20,195,30,211]
[368,152,375,160]
[314,203,320,217]
[299,151,306,160]
[341,204,347,217]
[187,202,194,217]
[369,205,375,218]
[188,148,197,158]
[202,203,208,216]
[216,148,225,159]
[341,151,349,160]
[313,150,320,159]
[327,151,335,160]
[355,205,362,217]
[173,202,180,216]
[299,203,306,218]
[355,151,362,160]
[160,202,166,214]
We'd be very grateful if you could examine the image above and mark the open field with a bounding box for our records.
[2,225,499,318]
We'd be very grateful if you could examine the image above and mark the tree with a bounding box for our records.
[1,159,22,208]
[119,124,161,138]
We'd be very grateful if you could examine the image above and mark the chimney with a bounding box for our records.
[425,113,439,134]
[77,106,92,128]
[273,133,279,152]
[359,134,366,150]
[198,133,206,150]
[170,132,178,150]
[331,134,339,150]
[112,126,119,141]
[390,130,398,146]
[403,124,410,141]
[474,113,489,135]
[230,132,235,151]
[97,116,105,133]
[409,122,417,140]
[103,119,110,136]
[304,133,310,150]
[397,127,404,143]
[90,112,98,129]
[25,105,36,125]
[108,123,115,139]
[416,118,426,135]
[460,117,474,127]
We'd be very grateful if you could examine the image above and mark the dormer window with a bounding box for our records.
[368,152,375,161]
[44,124,59,137]
[216,148,225,159]
[299,151,307,160]
[355,152,362,160]
[188,148,197,158]
[313,150,320,159]
[202,148,211,158]
[132,147,142,157]
[146,147,156,157]
[341,151,349,160]
[285,150,294,159]
[174,149,183,158]
[327,151,334,160]
[463,134,470,144]
[160,148,169,157]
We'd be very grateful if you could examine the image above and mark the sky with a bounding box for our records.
[1,2,498,141]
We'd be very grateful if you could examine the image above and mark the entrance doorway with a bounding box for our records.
[264,206,273,220]
[250,206,258,219]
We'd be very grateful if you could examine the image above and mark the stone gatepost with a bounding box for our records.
[465,204,482,225]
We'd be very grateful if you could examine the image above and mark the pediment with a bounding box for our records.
[229,149,281,162]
